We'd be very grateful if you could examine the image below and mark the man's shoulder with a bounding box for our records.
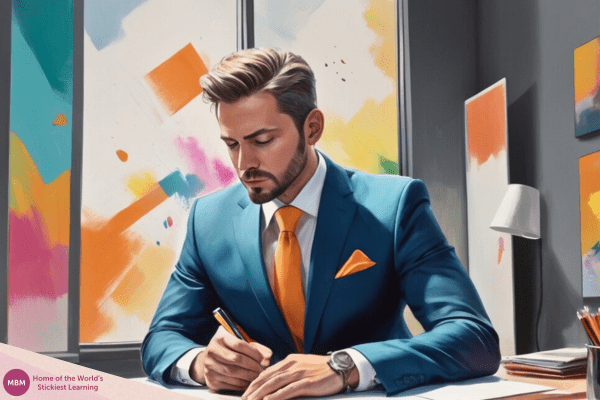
[344,167,418,195]
[190,183,247,214]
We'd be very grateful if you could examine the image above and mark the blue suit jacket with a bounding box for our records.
[141,154,500,395]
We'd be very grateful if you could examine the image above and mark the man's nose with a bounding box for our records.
[237,145,258,173]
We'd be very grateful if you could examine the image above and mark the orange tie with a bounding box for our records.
[273,206,305,353]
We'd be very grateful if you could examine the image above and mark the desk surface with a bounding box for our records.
[133,366,587,400]
[495,366,586,399]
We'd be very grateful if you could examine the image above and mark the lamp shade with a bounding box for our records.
[490,184,540,239]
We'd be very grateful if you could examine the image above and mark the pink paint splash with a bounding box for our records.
[8,209,68,304]
[175,136,236,194]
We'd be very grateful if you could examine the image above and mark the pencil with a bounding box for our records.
[578,310,600,346]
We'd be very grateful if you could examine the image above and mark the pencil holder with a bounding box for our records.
[587,344,600,399]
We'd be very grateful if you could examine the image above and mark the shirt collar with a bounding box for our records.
[262,151,327,226]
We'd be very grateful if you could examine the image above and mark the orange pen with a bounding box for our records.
[213,307,253,342]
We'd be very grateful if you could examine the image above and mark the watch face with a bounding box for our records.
[333,352,354,369]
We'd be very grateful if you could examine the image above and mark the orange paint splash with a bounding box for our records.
[580,151,600,255]
[145,43,208,116]
[80,215,144,342]
[116,150,128,162]
[574,37,600,103]
[81,209,177,341]
[497,237,505,265]
[466,83,507,167]
[105,185,168,235]
[52,113,68,126]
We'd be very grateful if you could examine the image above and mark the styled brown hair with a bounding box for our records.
[200,48,317,134]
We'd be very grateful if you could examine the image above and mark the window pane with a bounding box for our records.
[255,0,399,174]
[8,0,74,352]
[81,0,238,343]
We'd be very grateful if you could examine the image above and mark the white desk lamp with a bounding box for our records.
[490,184,540,240]
[490,184,541,352]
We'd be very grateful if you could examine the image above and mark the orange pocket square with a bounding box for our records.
[334,250,376,279]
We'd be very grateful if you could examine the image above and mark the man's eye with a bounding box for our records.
[255,138,273,145]
[226,142,238,149]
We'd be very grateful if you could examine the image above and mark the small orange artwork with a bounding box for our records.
[144,43,208,116]
[52,113,68,126]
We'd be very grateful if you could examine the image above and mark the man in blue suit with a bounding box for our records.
[141,48,500,399]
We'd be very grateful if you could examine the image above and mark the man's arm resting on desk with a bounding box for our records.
[171,346,378,393]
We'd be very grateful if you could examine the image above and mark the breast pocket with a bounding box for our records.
[331,264,379,294]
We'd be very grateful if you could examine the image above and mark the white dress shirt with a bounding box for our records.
[170,152,378,390]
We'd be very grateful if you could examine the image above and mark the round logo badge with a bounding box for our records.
[3,369,30,396]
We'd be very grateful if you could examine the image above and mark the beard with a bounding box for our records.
[242,135,307,204]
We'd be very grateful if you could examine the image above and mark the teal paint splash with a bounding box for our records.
[378,155,399,175]
[84,0,149,50]
[10,2,73,184]
[158,170,205,200]
[13,0,74,100]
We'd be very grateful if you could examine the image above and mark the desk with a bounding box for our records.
[133,366,587,399]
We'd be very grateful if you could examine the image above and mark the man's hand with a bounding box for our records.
[190,326,272,392]
[241,354,357,400]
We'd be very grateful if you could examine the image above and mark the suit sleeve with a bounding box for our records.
[352,179,501,395]
[141,199,220,385]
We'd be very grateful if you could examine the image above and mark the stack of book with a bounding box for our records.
[502,348,587,379]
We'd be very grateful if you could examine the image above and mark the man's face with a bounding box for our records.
[218,92,307,204]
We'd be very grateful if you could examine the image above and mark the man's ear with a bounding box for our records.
[303,108,324,145]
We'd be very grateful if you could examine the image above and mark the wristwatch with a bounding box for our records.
[327,350,355,391]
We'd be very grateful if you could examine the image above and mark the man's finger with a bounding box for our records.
[206,355,262,383]
[220,333,272,364]
[243,368,297,400]
[262,380,309,400]
[250,342,273,367]
[206,374,249,392]
[209,344,265,374]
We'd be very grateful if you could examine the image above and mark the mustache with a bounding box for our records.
[241,169,278,182]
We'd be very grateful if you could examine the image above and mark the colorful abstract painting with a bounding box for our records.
[575,36,600,138]
[581,151,600,297]
[8,0,74,352]
[465,79,514,355]
[254,0,399,175]
[82,0,237,343]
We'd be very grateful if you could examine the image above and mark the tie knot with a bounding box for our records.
[275,206,303,233]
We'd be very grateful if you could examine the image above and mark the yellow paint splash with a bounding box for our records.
[364,0,397,80]
[590,191,600,220]
[126,170,158,199]
[319,0,398,174]
[9,132,70,247]
[319,94,398,173]
[111,245,175,323]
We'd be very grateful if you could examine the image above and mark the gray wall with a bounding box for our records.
[478,0,600,351]
[408,0,600,354]
[407,0,478,269]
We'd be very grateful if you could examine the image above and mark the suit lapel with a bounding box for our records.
[233,196,296,352]
[303,156,357,353]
